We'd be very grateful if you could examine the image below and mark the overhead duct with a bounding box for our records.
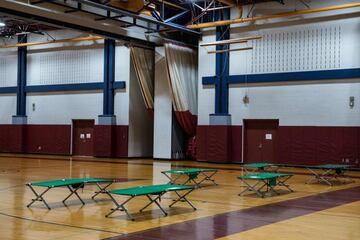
[187,3,360,29]
[72,0,200,36]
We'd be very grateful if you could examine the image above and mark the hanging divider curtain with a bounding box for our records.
[164,43,198,137]
[130,47,155,115]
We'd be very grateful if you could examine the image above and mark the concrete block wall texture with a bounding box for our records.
[197,0,360,165]
[0,29,152,157]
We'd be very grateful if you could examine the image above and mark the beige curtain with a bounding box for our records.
[165,43,198,136]
[130,47,154,110]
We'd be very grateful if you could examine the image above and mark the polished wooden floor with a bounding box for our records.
[0,154,359,240]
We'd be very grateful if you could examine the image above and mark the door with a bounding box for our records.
[244,119,279,163]
[72,120,94,156]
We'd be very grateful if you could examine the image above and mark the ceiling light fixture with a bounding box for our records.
[0,22,6,27]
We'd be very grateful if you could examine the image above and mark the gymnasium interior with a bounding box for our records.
[0,0,359,239]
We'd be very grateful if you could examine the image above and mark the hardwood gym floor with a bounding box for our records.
[0,154,359,240]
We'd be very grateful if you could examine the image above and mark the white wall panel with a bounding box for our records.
[27,46,103,85]
[153,48,172,159]
[0,95,16,124]
[198,0,360,126]
[229,18,360,75]
[229,81,360,126]
[198,34,216,125]
[0,52,17,87]
[114,45,130,125]
[26,92,102,124]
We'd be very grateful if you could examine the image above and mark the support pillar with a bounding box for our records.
[206,9,232,163]
[95,39,117,157]
[12,35,28,125]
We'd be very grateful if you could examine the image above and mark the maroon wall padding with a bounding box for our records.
[278,126,359,166]
[207,126,232,163]
[196,126,208,160]
[197,125,238,163]
[25,125,71,155]
[0,125,25,153]
[115,126,128,158]
[277,127,292,164]
[93,125,129,158]
[197,125,359,166]
[0,124,70,154]
[231,126,242,163]
[358,128,360,168]
[93,125,114,157]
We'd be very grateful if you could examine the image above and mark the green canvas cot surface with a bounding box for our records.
[109,184,193,196]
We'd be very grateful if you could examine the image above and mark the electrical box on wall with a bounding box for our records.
[349,96,355,108]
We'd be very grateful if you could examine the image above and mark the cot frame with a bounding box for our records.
[162,169,218,188]
[242,163,278,174]
[306,164,354,186]
[26,179,115,210]
[238,174,293,198]
[106,186,196,221]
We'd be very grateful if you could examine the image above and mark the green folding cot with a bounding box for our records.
[238,173,293,198]
[242,163,278,174]
[161,168,218,187]
[106,184,196,220]
[306,164,354,186]
[26,178,115,209]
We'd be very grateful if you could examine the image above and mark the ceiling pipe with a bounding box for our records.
[0,36,103,48]
[187,3,360,29]
[207,46,253,54]
[200,36,262,46]
[71,0,201,36]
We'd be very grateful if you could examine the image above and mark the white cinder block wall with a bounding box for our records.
[23,30,131,125]
[153,47,173,159]
[114,45,130,126]
[198,0,360,126]
[0,46,17,124]
[0,29,154,157]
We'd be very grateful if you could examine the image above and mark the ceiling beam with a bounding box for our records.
[187,3,360,29]
[72,0,200,36]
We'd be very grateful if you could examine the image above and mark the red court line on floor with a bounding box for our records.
[104,186,360,240]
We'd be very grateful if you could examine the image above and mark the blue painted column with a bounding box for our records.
[99,39,116,125]
[12,35,28,124]
[215,9,230,114]
[210,9,231,125]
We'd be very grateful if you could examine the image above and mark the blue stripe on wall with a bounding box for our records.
[202,76,216,85]
[203,68,360,85]
[113,81,126,89]
[0,86,17,94]
[0,82,126,94]
[25,83,104,92]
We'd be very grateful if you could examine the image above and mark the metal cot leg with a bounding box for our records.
[91,182,113,199]
[306,168,332,186]
[106,193,135,221]
[239,179,266,198]
[26,184,52,210]
[277,175,294,192]
[139,193,164,213]
[163,172,182,185]
[144,194,168,216]
[63,184,85,205]
[198,171,218,186]
[169,189,196,210]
